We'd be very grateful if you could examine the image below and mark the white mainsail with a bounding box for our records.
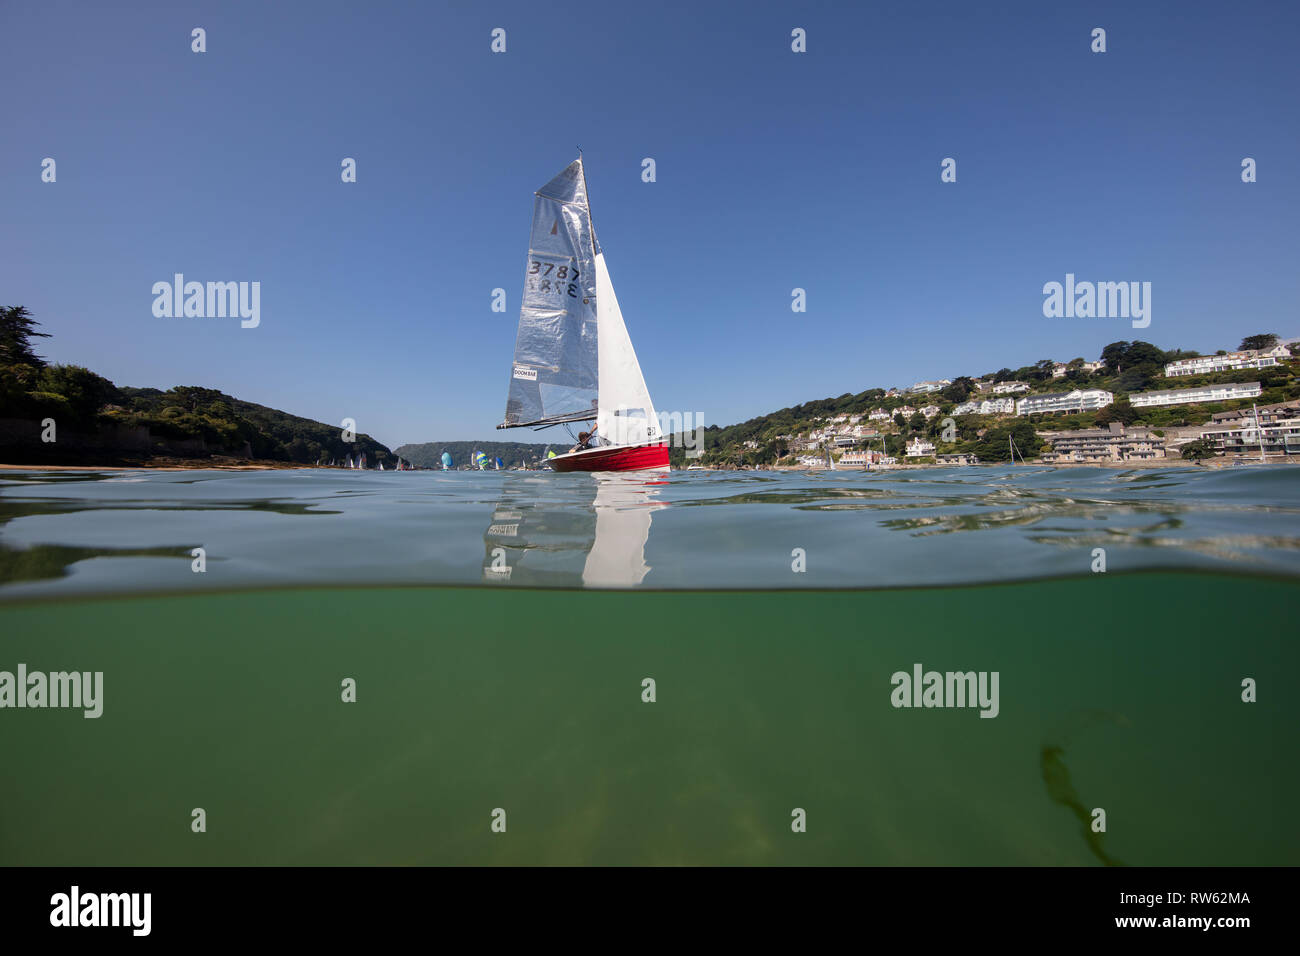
[500,159,599,429]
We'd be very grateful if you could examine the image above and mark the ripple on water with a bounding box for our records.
[0,465,1298,597]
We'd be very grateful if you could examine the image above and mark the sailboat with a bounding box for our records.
[1009,434,1026,464]
[496,157,669,472]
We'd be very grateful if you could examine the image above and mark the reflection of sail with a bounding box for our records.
[583,474,664,587]
[482,474,664,587]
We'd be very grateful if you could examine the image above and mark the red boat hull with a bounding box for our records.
[548,441,670,473]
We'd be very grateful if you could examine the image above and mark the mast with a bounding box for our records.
[1254,403,1266,463]
[578,153,599,258]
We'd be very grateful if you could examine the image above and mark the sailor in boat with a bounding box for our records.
[570,426,601,454]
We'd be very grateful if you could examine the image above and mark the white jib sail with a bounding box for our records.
[594,252,660,447]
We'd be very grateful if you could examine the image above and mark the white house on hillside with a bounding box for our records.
[955,398,1017,416]
[1164,346,1289,378]
[907,379,951,394]
[1016,389,1114,416]
[1130,382,1262,408]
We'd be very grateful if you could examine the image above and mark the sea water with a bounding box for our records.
[0,466,1296,864]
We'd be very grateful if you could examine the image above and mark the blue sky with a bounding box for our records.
[2,0,1297,447]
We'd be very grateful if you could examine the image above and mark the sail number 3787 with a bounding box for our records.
[527,260,579,298]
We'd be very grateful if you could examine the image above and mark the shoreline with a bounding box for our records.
[4,456,1294,473]
[0,458,310,472]
[747,455,1296,472]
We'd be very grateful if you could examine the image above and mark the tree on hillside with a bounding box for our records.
[1100,341,1130,372]
[1124,341,1167,367]
[0,306,50,367]
[169,386,228,412]
[1117,367,1156,392]
[971,421,1042,461]
[1097,341,1167,385]
[1095,396,1138,426]
[37,365,118,424]
[1240,333,1279,351]
[940,377,974,403]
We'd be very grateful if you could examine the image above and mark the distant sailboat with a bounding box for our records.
[496,157,669,472]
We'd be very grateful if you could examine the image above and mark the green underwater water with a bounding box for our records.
[1,572,1293,866]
